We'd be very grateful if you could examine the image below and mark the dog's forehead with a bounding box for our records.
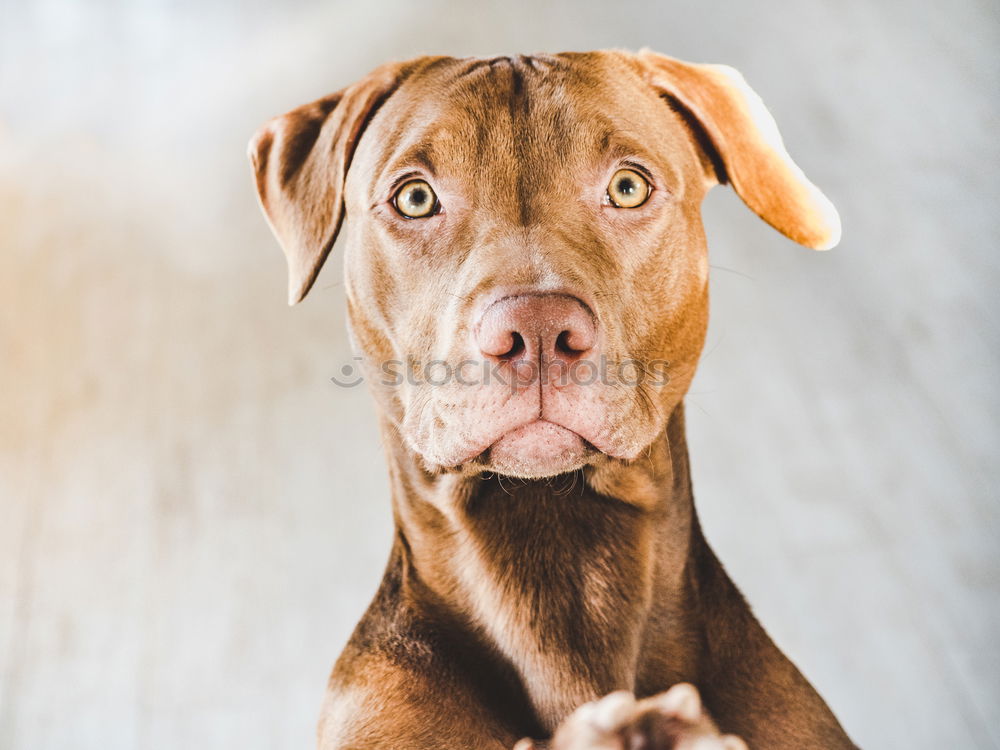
[357,53,690,185]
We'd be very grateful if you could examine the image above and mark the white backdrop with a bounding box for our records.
[1,1,997,748]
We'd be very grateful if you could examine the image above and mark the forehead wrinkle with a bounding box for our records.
[373,69,509,186]
[416,60,527,220]
[384,142,437,180]
[503,61,533,226]
[368,113,464,193]
[370,57,656,210]
[463,55,587,226]
[601,130,659,161]
[590,119,685,186]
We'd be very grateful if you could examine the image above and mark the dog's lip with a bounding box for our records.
[479,419,595,476]
[451,418,596,469]
[490,419,596,452]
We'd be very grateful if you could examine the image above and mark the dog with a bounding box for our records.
[249,50,856,750]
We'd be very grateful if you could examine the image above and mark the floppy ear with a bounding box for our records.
[249,60,419,304]
[635,50,841,250]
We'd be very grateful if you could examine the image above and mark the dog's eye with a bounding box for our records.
[394,179,438,218]
[606,169,650,208]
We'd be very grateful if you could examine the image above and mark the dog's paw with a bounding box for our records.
[514,684,747,750]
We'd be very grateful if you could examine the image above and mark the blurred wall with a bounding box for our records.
[1,1,997,748]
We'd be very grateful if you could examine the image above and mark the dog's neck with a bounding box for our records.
[381,403,702,731]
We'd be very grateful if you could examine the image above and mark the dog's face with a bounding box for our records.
[250,51,839,479]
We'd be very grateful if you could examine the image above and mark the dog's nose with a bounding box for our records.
[475,294,597,364]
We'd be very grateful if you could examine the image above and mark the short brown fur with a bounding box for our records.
[250,50,854,749]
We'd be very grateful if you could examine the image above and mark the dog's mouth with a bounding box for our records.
[472,419,597,479]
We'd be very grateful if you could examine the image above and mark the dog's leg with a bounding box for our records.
[515,685,746,750]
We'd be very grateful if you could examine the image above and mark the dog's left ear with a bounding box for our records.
[635,50,841,250]
[249,59,426,304]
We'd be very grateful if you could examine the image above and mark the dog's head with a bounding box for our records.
[249,51,839,479]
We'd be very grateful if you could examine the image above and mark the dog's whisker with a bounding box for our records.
[709,263,755,281]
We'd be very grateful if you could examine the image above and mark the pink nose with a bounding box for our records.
[475,294,597,364]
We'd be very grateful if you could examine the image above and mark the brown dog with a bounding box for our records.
[249,50,856,749]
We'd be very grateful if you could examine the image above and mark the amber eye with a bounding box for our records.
[394,179,438,218]
[606,168,650,208]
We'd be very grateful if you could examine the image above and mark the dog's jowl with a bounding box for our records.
[250,51,855,750]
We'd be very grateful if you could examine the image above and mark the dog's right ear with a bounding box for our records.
[249,60,421,305]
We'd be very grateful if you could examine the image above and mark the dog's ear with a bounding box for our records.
[635,50,841,250]
[249,60,420,304]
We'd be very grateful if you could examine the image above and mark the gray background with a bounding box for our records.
[1,0,997,748]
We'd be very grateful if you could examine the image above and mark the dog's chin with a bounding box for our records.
[479,420,593,479]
